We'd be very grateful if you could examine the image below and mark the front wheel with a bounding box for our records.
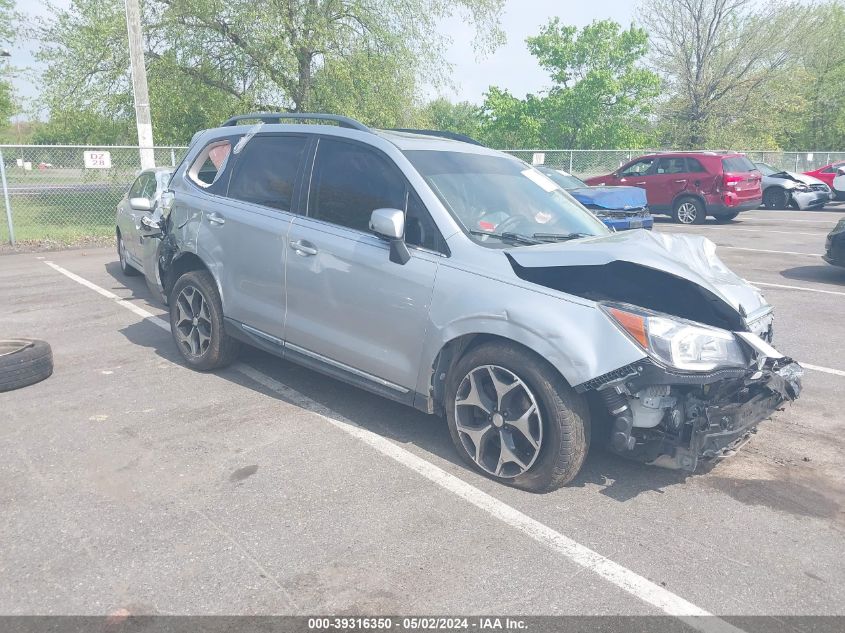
[169,270,240,370]
[117,232,140,276]
[445,342,590,492]
[763,187,790,210]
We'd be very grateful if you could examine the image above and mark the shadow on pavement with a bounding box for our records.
[109,261,695,503]
[780,264,845,287]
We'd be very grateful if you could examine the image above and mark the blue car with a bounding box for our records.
[537,166,653,231]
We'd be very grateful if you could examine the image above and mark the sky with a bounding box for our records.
[8,0,637,106]
[430,0,636,104]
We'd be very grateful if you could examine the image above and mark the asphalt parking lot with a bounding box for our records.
[1,207,844,624]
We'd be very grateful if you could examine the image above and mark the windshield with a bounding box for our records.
[536,166,588,189]
[404,150,608,247]
[754,162,779,176]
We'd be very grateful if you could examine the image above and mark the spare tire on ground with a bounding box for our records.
[0,339,54,393]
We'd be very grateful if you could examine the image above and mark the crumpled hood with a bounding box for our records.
[568,186,648,211]
[768,171,826,187]
[506,229,768,318]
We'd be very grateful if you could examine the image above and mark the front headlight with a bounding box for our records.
[601,303,747,372]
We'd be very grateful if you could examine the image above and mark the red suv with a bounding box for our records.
[584,152,762,224]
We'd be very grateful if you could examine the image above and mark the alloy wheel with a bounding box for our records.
[677,202,698,224]
[118,237,127,270]
[174,285,212,358]
[454,365,543,478]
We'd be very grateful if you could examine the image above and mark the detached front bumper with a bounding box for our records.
[792,189,833,210]
[595,352,803,472]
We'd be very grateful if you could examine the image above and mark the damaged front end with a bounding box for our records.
[583,305,803,472]
[505,230,803,471]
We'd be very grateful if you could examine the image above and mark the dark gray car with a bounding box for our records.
[137,113,802,492]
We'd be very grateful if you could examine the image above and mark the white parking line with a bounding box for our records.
[750,281,845,297]
[801,363,845,377]
[729,228,826,236]
[43,259,748,632]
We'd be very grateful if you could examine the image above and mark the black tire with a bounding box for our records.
[763,187,790,210]
[671,196,706,225]
[445,342,590,492]
[0,339,54,393]
[117,231,141,276]
[713,212,740,223]
[169,270,240,370]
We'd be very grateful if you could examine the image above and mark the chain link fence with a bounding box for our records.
[1,145,843,245]
[0,145,188,244]
[501,149,845,178]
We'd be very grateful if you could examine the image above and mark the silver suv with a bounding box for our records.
[138,113,802,492]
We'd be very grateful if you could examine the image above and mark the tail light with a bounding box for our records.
[722,174,744,189]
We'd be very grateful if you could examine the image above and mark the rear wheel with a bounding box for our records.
[445,342,590,492]
[117,231,141,276]
[169,270,240,370]
[763,187,790,210]
[672,197,705,225]
[713,212,739,223]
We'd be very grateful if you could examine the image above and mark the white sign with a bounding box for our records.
[807,153,814,162]
[532,152,545,165]
[84,150,112,169]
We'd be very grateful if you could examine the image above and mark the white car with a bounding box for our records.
[755,162,834,210]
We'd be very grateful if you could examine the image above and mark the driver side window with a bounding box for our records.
[620,158,654,177]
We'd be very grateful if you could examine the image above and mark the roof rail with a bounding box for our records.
[388,128,485,147]
[221,112,371,132]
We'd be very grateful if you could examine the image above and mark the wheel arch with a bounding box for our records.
[424,332,573,416]
[163,251,219,300]
[671,191,707,212]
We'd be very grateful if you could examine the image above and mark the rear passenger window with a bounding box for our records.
[189,141,231,187]
[686,158,707,173]
[309,138,405,232]
[227,135,306,212]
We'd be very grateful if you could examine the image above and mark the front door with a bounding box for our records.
[283,137,441,394]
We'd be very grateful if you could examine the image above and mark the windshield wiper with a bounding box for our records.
[469,230,541,245]
[532,232,591,242]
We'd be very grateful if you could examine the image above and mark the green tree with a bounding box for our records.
[34,0,505,144]
[481,19,659,149]
[641,0,804,149]
[779,1,845,150]
[0,0,18,128]
[417,98,484,140]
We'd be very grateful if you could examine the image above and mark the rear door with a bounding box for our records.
[283,136,441,396]
[192,134,308,341]
[648,157,690,209]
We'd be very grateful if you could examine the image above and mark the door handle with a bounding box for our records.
[289,239,318,256]
[207,212,225,226]
[673,179,687,183]
[634,182,647,185]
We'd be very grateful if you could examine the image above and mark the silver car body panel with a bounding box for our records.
[153,123,790,416]
[760,169,834,210]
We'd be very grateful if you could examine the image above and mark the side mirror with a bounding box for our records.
[129,197,153,212]
[370,208,410,265]
[138,214,162,238]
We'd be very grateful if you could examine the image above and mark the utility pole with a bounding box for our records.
[124,0,155,169]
